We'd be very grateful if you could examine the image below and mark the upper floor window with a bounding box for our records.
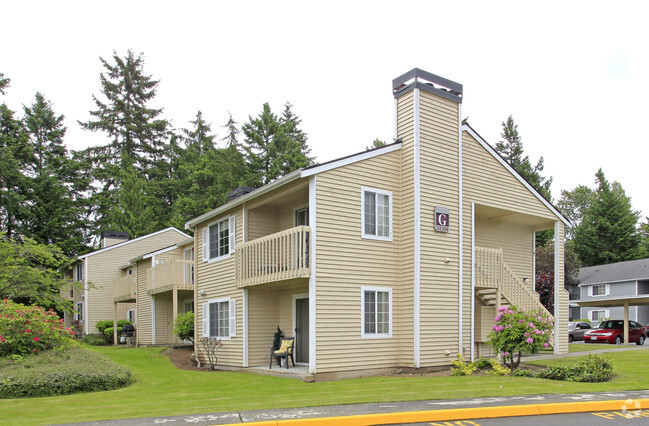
[202,216,236,262]
[589,284,609,297]
[361,187,392,241]
[75,302,84,322]
[75,262,84,282]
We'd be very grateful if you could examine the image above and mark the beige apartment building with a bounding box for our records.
[185,69,570,380]
[63,228,190,335]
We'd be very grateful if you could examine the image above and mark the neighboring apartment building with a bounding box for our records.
[572,258,649,325]
[113,238,195,345]
[185,68,570,380]
[63,228,190,335]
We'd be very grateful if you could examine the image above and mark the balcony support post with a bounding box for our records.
[113,303,118,346]
[173,287,178,344]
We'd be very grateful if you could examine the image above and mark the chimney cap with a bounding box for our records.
[100,231,129,239]
[392,68,463,103]
[227,186,256,202]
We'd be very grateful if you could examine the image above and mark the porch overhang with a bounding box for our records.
[475,204,556,231]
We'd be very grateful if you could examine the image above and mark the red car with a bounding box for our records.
[584,320,647,345]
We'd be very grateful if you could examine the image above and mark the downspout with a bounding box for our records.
[458,104,464,355]
[470,203,476,361]
[308,175,317,374]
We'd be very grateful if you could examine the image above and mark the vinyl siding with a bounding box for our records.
[396,90,415,367]
[136,259,153,344]
[555,222,569,353]
[417,90,462,367]
[195,207,244,366]
[84,229,188,334]
[315,149,402,373]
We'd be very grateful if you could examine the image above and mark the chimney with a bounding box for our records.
[227,186,256,202]
[392,68,463,103]
[100,231,129,248]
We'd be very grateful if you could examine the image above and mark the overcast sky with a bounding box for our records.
[2,1,648,219]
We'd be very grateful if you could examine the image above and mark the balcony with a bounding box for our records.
[236,226,311,287]
[114,275,137,302]
[147,260,195,295]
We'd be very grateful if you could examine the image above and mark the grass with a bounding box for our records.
[1,346,648,425]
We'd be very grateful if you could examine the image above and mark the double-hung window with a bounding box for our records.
[202,298,236,340]
[127,309,136,324]
[589,309,609,323]
[202,216,236,262]
[75,302,83,322]
[589,284,609,297]
[361,286,392,338]
[361,187,392,241]
[75,262,84,282]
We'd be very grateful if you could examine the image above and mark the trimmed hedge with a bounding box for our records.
[0,346,132,398]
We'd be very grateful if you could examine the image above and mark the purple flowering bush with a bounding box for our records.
[0,299,75,357]
[488,305,554,370]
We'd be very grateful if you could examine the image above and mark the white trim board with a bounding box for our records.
[301,144,401,177]
[77,227,190,260]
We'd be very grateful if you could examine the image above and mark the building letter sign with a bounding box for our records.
[435,206,450,232]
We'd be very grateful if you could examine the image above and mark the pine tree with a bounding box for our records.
[22,92,89,255]
[573,169,643,265]
[106,161,156,238]
[557,185,596,240]
[242,102,313,187]
[0,75,30,239]
[640,218,649,257]
[496,115,552,202]
[79,50,169,234]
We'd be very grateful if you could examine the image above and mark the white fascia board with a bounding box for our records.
[462,125,569,226]
[578,278,644,287]
[142,244,179,260]
[185,170,303,229]
[77,227,190,260]
[300,144,401,178]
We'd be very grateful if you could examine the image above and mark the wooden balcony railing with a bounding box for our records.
[114,275,137,302]
[236,226,311,287]
[147,259,195,295]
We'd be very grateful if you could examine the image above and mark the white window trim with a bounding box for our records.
[293,205,309,226]
[588,309,610,322]
[588,284,610,297]
[361,286,392,338]
[75,262,84,282]
[127,308,136,324]
[202,215,236,263]
[202,297,236,340]
[75,302,84,322]
[361,186,393,241]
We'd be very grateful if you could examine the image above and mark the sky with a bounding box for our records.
[2,1,648,219]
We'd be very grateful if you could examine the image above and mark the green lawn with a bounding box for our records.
[1,346,648,425]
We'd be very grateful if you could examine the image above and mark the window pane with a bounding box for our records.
[218,219,229,257]
[209,224,219,259]
[218,301,229,337]
[364,192,376,235]
[377,291,389,333]
[209,303,219,336]
[377,194,390,237]
[364,291,375,334]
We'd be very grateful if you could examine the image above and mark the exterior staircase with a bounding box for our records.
[474,247,553,318]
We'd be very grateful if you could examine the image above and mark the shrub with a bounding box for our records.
[95,319,133,344]
[451,353,477,376]
[512,367,536,377]
[473,357,492,370]
[81,334,107,346]
[196,337,222,370]
[488,305,554,370]
[485,358,510,376]
[173,311,194,343]
[0,299,75,356]
[0,346,131,398]
[536,355,613,382]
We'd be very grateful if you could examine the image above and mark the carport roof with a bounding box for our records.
[576,294,649,308]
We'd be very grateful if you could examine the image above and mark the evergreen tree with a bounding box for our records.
[0,75,31,239]
[79,50,169,234]
[496,115,552,202]
[183,110,215,154]
[366,139,387,151]
[241,102,313,187]
[22,93,89,255]
[557,185,596,240]
[573,169,643,265]
[640,218,649,257]
[221,112,240,149]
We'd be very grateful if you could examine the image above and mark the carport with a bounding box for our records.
[577,295,649,343]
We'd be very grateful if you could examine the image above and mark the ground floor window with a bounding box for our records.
[127,309,136,324]
[361,286,391,338]
[184,300,194,313]
[202,298,236,339]
[75,302,83,322]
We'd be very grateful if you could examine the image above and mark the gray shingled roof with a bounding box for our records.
[578,258,649,285]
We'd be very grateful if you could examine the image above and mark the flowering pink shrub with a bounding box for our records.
[0,299,75,356]
[487,305,554,370]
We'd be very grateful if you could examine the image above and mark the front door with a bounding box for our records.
[295,297,309,364]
